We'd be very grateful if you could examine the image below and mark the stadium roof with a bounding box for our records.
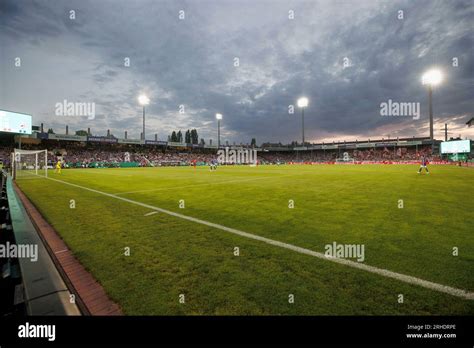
[314,136,432,145]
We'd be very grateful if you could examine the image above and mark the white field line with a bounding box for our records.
[144,211,158,216]
[40,176,474,300]
[16,176,44,180]
[113,175,292,195]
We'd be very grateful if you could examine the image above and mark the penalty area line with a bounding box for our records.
[41,175,474,300]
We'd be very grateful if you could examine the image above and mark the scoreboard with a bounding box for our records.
[440,140,471,154]
[0,110,32,135]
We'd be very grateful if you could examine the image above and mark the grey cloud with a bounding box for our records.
[0,0,472,144]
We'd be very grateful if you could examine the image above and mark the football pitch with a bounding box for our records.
[16,164,474,315]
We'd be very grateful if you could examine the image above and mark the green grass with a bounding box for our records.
[16,164,474,315]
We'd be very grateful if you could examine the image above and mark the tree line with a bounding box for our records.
[168,129,199,144]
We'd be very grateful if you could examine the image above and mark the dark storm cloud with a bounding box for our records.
[0,0,472,143]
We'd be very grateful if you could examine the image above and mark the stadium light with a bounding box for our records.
[138,95,150,140]
[421,69,443,151]
[297,97,309,145]
[422,69,443,86]
[297,97,308,108]
[216,113,223,147]
[138,95,150,106]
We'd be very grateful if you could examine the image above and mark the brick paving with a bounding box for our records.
[14,182,123,316]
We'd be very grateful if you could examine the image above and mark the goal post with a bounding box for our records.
[12,149,48,180]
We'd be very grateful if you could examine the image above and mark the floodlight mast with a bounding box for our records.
[138,95,150,140]
[216,113,222,148]
[422,69,443,152]
[297,97,309,145]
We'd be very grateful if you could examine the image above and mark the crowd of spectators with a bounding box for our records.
[0,147,13,167]
[258,146,438,163]
[48,147,215,167]
[61,148,216,167]
[1,143,217,168]
[0,141,457,169]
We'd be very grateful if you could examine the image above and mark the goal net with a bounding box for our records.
[12,149,48,180]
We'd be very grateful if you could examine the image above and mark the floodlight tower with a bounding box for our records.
[216,113,223,148]
[297,97,309,145]
[422,69,442,152]
[138,95,150,140]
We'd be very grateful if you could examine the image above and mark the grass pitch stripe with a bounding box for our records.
[43,176,474,300]
[114,174,295,195]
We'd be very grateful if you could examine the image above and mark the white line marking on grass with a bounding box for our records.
[16,176,44,180]
[41,176,474,300]
[144,211,158,216]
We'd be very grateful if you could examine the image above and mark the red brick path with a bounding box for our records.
[14,182,123,315]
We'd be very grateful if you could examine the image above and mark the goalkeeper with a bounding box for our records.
[55,160,62,174]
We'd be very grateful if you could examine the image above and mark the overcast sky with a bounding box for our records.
[1,0,473,144]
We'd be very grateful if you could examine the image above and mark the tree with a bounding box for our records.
[47,128,55,134]
[191,129,199,144]
[177,130,183,142]
[185,130,191,143]
[171,131,178,142]
[200,138,205,146]
[75,130,88,136]
[251,138,257,147]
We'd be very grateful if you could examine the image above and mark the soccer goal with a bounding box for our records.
[12,149,48,180]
